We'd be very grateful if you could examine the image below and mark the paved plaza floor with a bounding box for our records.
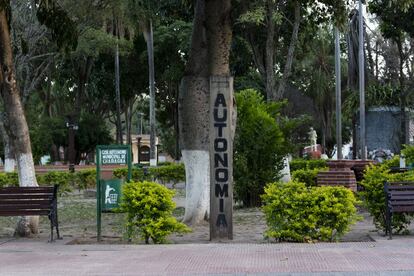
[2,236,414,275]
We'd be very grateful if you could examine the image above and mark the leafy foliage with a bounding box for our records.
[360,161,414,233]
[113,163,185,185]
[401,144,414,165]
[290,159,328,172]
[262,181,360,242]
[121,181,190,244]
[292,167,328,187]
[37,171,74,195]
[0,173,18,188]
[234,89,287,207]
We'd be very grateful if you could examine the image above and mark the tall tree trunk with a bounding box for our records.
[265,0,275,101]
[397,39,407,146]
[179,0,210,224]
[276,1,300,99]
[0,6,39,236]
[0,117,15,172]
[142,20,156,165]
[179,0,233,226]
[114,18,123,145]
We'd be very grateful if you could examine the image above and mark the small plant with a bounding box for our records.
[292,167,328,187]
[262,181,360,242]
[121,181,190,244]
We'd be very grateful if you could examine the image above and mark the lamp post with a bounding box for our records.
[359,0,366,160]
[335,26,342,160]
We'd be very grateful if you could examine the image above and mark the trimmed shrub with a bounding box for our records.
[114,164,185,185]
[402,144,414,165]
[290,159,327,172]
[148,163,185,186]
[262,181,360,242]
[37,171,74,195]
[75,169,96,190]
[121,181,190,244]
[0,172,19,188]
[292,167,328,187]
[360,162,414,233]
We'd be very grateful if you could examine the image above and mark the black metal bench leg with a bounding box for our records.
[388,213,393,240]
[49,215,54,242]
[55,214,61,240]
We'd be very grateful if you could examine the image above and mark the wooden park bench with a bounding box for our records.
[0,185,61,241]
[384,181,414,239]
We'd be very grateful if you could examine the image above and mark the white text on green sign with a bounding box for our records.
[101,149,127,164]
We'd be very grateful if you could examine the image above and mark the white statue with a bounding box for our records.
[309,127,317,151]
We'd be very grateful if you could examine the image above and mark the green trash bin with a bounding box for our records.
[100,179,123,212]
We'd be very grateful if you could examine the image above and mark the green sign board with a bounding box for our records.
[100,179,123,211]
[96,145,132,241]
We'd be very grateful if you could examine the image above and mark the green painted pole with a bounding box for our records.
[127,145,132,182]
[96,146,102,241]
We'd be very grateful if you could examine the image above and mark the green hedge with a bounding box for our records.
[114,163,185,185]
[0,169,97,195]
[121,181,190,244]
[360,160,414,233]
[291,167,328,187]
[262,181,360,242]
[290,159,327,172]
[0,172,18,188]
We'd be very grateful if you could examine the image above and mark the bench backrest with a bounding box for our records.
[0,186,57,216]
[384,181,414,212]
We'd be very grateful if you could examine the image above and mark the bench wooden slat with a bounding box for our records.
[0,203,51,210]
[0,199,51,205]
[389,195,414,200]
[391,206,414,212]
[0,210,50,216]
[0,194,53,199]
[0,187,54,194]
[389,191,414,197]
[390,200,414,206]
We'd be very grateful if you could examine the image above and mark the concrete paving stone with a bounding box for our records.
[2,240,414,275]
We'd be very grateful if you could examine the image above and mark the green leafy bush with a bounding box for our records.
[402,144,414,165]
[292,167,327,187]
[121,181,190,244]
[234,89,287,207]
[0,172,18,188]
[360,162,414,233]
[75,169,96,190]
[114,164,185,185]
[262,181,360,242]
[290,159,328,172]
[37,171,74,195]
[149,163,185,186]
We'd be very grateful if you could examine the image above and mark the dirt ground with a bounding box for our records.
[0,185,378,244]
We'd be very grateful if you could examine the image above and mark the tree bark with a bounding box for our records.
[0,116,15,172]
[141,19,156,165]
[264,0,275,101]
[0,5,39,236]
[397,39,407,145]
[276,1,301,100]
[179,0,210,225]
[179,0,234,226]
